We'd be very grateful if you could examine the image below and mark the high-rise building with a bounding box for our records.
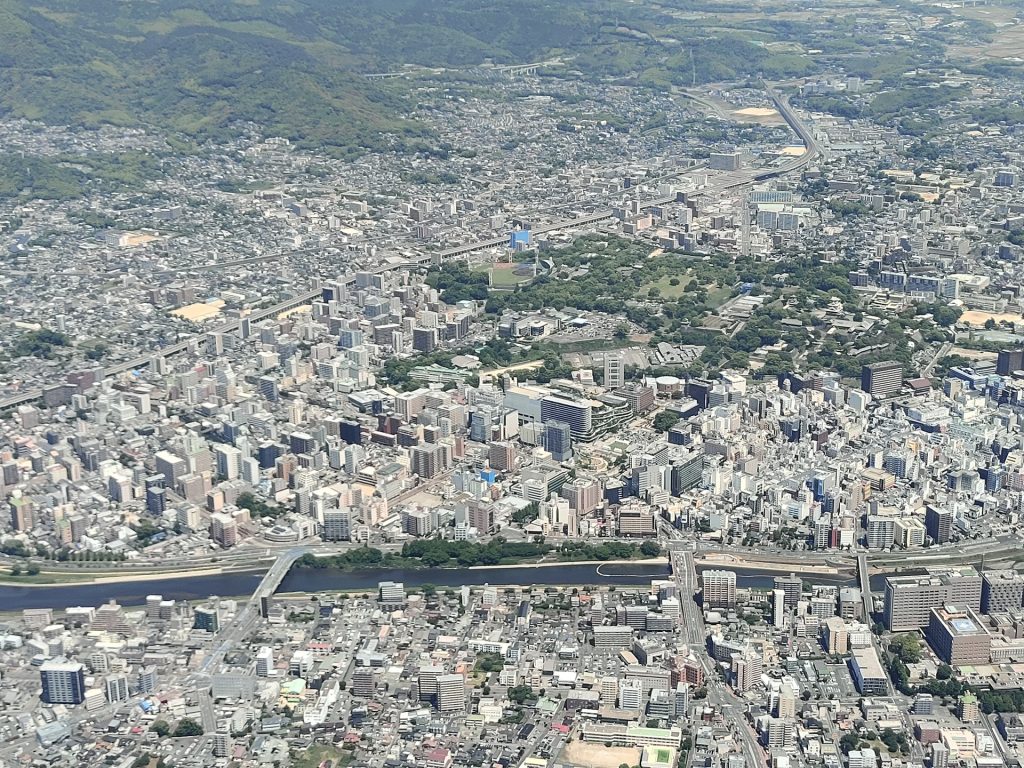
[773,575,802,609]
[895,518,925,548]
[351,668,376,698]
[154,450,187,486]
[213,444,242,480]
[136,666,158,694]
[772,589,787,628]
[194,606,219,633]
[849,647,887,695]
[618,678,644,710]
[213,728,232,758]
[982,570,1024,614]
[861,361,903,398]
[866,516,895,549]
[958,692,979,722]
[731,650,762,692]
[9,495,34,531]
[436,673,466,712]
[542,420,573,462]
[617,506,657,536]
[418,665,443,702]
[702,570,737,609]
[925,506,952,545]
[379,581,405,604]
[600,676,619,703]
[258,375,279,402]
[410,444,445,480]
[997,349,1024,376]
[926,606,991,665]
[322,509,351,541]
[256,647,274,677]
[540,394,592,438]
[883,567,982,631]
[776,682,797,719]
[40,659,86,704]
[210,512,238,548]
[822,616,849,654]
[765,718,795,749]
[604,352,626,389]
[104,674,130,703]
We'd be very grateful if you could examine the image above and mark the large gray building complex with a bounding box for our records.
[883,567,982,631]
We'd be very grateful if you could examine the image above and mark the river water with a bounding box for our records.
[0,561,872,612]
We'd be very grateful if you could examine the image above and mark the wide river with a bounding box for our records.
[0,561,868,612]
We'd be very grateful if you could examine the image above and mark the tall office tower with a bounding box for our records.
[925,506,952,545]
[604,351,626,389]
[194,606,220,632]
[40,659,86,704]
[418,665,443,702]
[701,570,737,609]
[136,666,158,694]
[861,361,902,398]
[154,450,187,486]
[541,420,573,462]
[258,375,280,402]
[618,678,644,710]
[436,674,466,712]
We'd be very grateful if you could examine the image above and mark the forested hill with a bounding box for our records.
[0,0,636,154]
[0,0,963,154]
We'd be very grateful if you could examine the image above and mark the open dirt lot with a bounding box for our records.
[560,741,641,768]
[960,310,1024,327]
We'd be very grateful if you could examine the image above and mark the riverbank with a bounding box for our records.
[0,562,261,588]
[469,557,669,570]
[0,557,874,613]
[696,553,845,576]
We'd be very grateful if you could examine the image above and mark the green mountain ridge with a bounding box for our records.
[0,0,970,154]
[0,0,620,154]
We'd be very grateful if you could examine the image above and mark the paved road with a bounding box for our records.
[674,549,764,768]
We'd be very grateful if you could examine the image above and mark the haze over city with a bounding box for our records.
[2,1,1024,768]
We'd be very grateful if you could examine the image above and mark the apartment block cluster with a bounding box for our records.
[695,563,1019,768]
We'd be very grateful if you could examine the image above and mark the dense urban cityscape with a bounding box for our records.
[3,1,1024,768]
